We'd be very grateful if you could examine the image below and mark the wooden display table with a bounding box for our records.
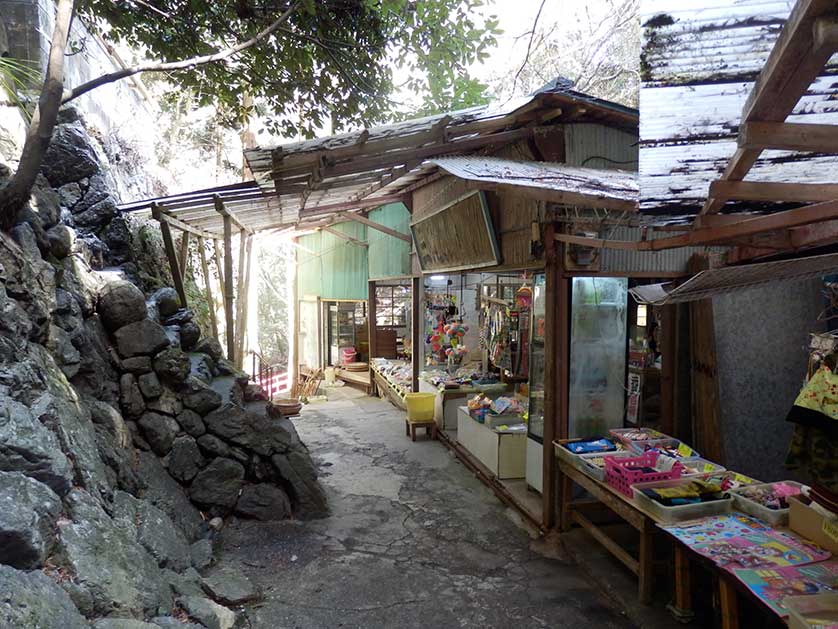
[557,444,796,627]
[556,453,658,604]
[457,407,526,479]
[419,379,510,430]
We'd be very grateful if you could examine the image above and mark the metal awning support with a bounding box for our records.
[630,252,838,305]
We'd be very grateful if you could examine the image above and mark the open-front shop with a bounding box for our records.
[368,276,418,408]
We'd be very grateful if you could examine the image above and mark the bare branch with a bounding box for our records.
[61,1,300,104]
[511,0,547,95]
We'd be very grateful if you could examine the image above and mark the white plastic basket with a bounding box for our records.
[728,481,805,527]
[632,478,734,523]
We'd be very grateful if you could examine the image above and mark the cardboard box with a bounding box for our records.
[788,495,838,554]
[785,593,838,629]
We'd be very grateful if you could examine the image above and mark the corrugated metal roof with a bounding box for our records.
[120,85,638,235]
[599,226,723,275]
[630,252,838,304]
[639,0,838,215]
[430,156,638,212]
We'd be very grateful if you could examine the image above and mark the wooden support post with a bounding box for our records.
[291,238,300,391]
[178,231,190,276]
[198,236,219,342]
[411,275,421,393]
[669,545,695,622]
[236,234,254,370]
[719,576,740,629]
[368,280,377,387]
[543,222,561,529]
[152,203,187,308]
[213,239,226,302]
[660,305,676,437]
[234,229,248,368]
[217,200,236,363]
[638,523,654,605]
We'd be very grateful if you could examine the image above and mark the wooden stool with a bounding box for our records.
[405,419,437,442]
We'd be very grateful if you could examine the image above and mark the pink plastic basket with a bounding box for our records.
[604,451,684,497]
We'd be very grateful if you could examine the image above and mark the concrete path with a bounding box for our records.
[217,388,636,629]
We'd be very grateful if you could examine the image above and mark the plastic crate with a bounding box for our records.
[405,393,435,422]
[605,451,684,497]
[680,457,726,477]
[648,441,702,459]
[609,427,670,449]
[579,451,633,482]
[632,478,734,523]
[729,481,805,527]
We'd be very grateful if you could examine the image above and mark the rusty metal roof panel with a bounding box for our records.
[630,252,838,304]
[639,0,838,215]
[430,156,639,206]
[599,226,724,275]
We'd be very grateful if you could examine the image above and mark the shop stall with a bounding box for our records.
[367,276,419,403]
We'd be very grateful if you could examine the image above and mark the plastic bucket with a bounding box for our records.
[341,347,357,364]
[405,392,435,422]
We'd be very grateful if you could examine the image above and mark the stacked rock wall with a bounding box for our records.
[0,111,327,627]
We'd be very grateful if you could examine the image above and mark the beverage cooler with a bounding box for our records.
[526,274,546,492]
[567,277,628,438]
[525,275,628,492]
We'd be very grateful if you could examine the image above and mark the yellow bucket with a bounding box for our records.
[405,392,435,422]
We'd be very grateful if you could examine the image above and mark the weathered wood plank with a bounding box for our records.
[152,203,187,308]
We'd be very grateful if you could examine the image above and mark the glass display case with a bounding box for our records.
[527,273,546,444]
[327,302,358,365]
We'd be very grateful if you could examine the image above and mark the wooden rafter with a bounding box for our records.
[320,225,369,248]
[337,211,412,243]
[708,180,838,203]
[151,203,188,308]
[701,0,838,214]
[556,198,838,251]
[738,121,838,152]
[216,197,236,362]
[211,194,254,234]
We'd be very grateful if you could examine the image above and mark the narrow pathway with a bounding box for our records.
[218,388,635,628]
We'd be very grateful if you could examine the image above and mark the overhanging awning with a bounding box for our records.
[430,156,638,212]
[630,252,838,305]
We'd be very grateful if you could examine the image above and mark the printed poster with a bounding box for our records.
[733,561,838,617]
[662,513,832,572]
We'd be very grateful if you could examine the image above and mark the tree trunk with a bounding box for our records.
[0,0,75,229]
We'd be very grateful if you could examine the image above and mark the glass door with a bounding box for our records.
[568,277,628,438]
[527,274,546,443]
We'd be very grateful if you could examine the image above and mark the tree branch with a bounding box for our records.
[511,0,547,95]
[0,0,74,228]
[61,0,300,104]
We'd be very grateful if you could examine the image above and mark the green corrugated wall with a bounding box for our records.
[296,222,368,300]
[367,203,411,279]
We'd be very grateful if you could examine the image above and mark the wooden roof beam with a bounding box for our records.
[338,211,412,243]
[213,195,254,235]
[155,209,219,239]
[319,225,369,248]
[556,197,838,251]
[275,125,542,181]
[708,180,838,203]
[701,0,838,215]
[728,217,838,263]
[738,121,838,152]
[467,181,638,213]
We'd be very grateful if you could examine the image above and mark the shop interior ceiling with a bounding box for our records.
[119,82,638,238]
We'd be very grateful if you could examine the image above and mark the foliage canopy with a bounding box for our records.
[75,0,500,137]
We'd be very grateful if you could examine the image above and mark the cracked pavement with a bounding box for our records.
[217,388,636,628]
